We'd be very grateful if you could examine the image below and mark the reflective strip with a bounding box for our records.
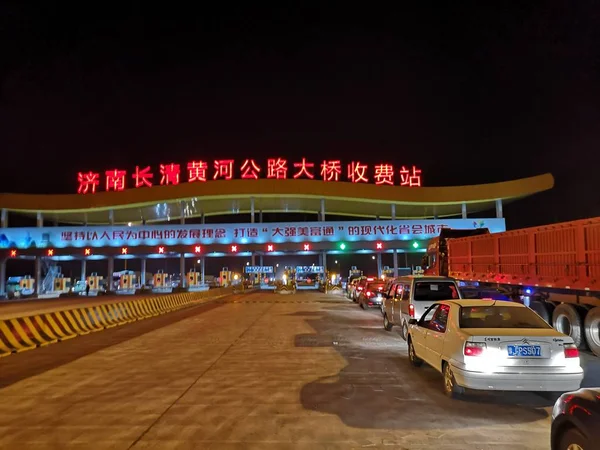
[57,310,87,335]
[0,321,35,352]
[22,317,57,346]
[9,319,37,347]
[34,316,59,341]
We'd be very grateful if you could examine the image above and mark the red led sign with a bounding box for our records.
[10,249,17,257]
[194,245,202,253]
[77,159,422,193]
[47,248,54,256]
[303,243,311,251]
[267,244,274,252]
[84,248,91,256]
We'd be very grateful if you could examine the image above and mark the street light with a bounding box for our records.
[246,261,250,266]
[372,255,376,260]
[335,260,338,264]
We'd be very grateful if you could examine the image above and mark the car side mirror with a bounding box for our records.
[408,318,418,326]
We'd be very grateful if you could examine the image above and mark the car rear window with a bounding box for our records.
[459,305,551,329]
[413,282,459,301]
[367,282,385,291]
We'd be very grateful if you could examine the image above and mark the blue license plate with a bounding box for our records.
[507,344,542,357]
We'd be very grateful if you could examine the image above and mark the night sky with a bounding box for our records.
[1,2,599,231]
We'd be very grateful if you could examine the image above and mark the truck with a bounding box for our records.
[422,217,600,355]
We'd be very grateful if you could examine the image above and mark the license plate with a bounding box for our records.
[507,344,542,357]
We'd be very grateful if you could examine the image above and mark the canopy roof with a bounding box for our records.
[0,173,554,225]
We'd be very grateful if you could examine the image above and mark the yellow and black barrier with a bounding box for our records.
[0,287,234,358]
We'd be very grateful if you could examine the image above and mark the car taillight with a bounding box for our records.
[464,342,486,357]
[366,291,372,297]
[409,304,415,317]
[357,287,363,291]
[564,343,579,358]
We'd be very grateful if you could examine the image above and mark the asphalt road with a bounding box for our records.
[0,290,598,449]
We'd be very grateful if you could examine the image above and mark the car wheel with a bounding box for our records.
[558,426,587,450]
[383,314,393,331]
[408,339,423,367]
[443,362,464,399]
[401,322,408,341]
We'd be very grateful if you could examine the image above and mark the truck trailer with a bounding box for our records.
[422,217,600,355]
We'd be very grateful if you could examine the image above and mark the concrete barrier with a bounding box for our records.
[0,287,234,358]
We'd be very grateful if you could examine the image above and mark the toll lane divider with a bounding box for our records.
[0,287,234,357]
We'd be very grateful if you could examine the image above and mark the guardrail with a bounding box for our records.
[0,287,234,358]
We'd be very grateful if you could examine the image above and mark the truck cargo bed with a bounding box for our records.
[448,217,600,292]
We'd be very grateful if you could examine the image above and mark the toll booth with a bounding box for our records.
[116,271,137,295]
[85,273,104,296]
[152,270,173,294]
[6,275,36,299]
[187,269,209,292]
[245,265,276,290]
[53,275,72,294]
[295,265,325,290]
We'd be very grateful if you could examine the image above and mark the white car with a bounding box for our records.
[406,299,584,398]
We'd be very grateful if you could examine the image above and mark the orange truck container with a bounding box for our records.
[425,217,600,354]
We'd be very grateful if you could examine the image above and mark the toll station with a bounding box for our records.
[0,157,554,298]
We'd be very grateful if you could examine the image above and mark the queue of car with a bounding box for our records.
[346,274,593,450]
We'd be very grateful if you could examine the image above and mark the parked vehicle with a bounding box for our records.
[552,388,600,450]
[422,218,600,355]
[346,277,362,300]
[382,276,462,340]
[407,299,583,398]
[357,280,386,309]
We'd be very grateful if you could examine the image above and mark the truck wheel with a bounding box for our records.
[530,300,551,323]
[584,307,600,356]
[552,304,584,348]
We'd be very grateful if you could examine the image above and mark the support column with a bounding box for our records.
[0,258,6,297]
[140,258,146,286]
[35,257,41,295]
[201,256,205,285]
[391,203,398,277]
[81,259,87,283]
[433,206,438,220]
[320,198,325,221]
[259,255,264,284]
[35,212,43,294]
[180,254,186,288]
[201,213,205,225]
[377,253,382,279]
[107,256,114,291]
[1,208,8,228]
[250,197,255,223]
[495,199,503,218]
[461,203,467,219]
[0,209,6,296]
[322,252,327,275]
[108,209,115,225]
[259,210,263,223]
[390,204,396,220]
[180,200,186,224]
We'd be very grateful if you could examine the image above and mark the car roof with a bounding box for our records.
[395,276,456,282]
[445,299,526,308]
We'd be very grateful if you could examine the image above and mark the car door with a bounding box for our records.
[391,283,403,324]
[398,282,412,325]
[423,303,450,372]
[383,282,395,319]
[412,304,441,363]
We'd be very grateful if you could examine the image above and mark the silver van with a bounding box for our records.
[382,276,462,340]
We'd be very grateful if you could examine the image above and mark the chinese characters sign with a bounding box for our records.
[0,219,505,249]
[245,266,274,274]
[77,159,423,194]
